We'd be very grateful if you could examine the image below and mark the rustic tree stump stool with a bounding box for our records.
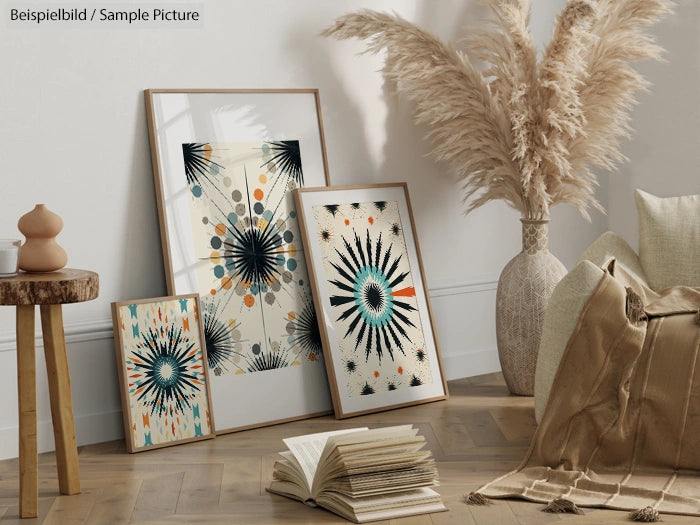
[0,269,99,518]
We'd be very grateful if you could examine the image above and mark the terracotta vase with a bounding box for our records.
[17,204,68,272]
[495,219,567,396]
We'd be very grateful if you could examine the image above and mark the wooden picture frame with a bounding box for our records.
[111,294,215,452]
[294,183,448,418]
[145,89,333,433]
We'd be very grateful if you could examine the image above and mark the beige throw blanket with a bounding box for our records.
[477,260,700,517]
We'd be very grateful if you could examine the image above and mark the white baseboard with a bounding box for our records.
[0,409,124,461]
[442,348,501,381]
[0,318,114,353]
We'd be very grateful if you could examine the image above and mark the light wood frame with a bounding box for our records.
[144,89,333,433]
[112,294,215,453]
[294,183,448,418]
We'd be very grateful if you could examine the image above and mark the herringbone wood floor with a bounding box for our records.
[1,373,697,524]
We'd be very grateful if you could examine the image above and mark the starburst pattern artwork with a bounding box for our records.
[311,200,434,398]
[113,295,213,452]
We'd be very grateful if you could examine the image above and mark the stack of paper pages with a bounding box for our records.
[267,425,446,523]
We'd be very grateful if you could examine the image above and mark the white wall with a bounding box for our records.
[0,0,695,460]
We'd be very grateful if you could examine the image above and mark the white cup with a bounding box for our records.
[0,239,21,277]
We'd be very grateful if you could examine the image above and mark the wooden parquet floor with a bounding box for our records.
[1,373,698,524]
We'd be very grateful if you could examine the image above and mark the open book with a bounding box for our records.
[266,425,446,523]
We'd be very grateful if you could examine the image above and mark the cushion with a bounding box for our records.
[635,189,700,290]
[577,231,648,287]
[534,259,604,423]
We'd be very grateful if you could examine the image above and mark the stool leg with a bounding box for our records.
[17,305,38,518]
[40,304,81,496]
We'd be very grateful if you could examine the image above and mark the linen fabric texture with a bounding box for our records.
[480,260,700,516]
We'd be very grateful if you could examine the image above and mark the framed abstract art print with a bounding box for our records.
[145,89,333,432]
[294,183,448,418]
[111,294,214,452]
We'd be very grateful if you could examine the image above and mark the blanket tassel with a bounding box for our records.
[625,287,647,323]
[464,492,491,505]
[542,498,584,515]
[629,506,660,522]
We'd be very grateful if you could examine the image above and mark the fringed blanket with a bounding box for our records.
[473,260,700,520]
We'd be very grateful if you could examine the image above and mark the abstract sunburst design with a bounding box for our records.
[132,325,203,417]
[262,140,303,185]
[328,229,417,362]
[286,296,322,359]
[201,298,239,376]
[247,344,291,372]
[182,143,224,197]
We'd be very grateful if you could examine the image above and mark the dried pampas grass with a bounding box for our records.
[322,0,673,220]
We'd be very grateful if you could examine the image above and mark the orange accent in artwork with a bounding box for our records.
[259,174,267,184]
[254,188,264,201]
[210,251,221,264]
[158,308,162,321]
[398,366,404,374]
[309,353,316,362]
[142,413,150,428]
[391,286,416,298]
[344,219,350,226]
[131,357,144,365]
[244,294,255,307]
[210,289,217,296]
[215,223,227,236]
[171,423,175,435]
[368,217,374,225]
[288,311,296,320]
[221,277,232,290]
[183,318,190,331]
[203,143,212,159]
[374,370,380,378]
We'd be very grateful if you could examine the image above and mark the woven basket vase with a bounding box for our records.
[496,219,567,396]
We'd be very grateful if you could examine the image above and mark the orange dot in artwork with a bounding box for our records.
[242,279,252,289]
[288,244,297,257]
[398,366,404,374]
[215,223,227,236]
[221,277,233,290]
[210,289,217,296]
[373,370,380,378]
[258,174,267,184]
[292,361,301,367]
[227,319,237,328]
[244,294,255,307]
[309,353,317,362]
[210,251,221,264]
[203,143,213,159]
[288,311,296,320]
[254,188,264,201]
[344,219,350,226]
[368,217,374,225]
[235,369,245,375]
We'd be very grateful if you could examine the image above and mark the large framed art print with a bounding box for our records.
[294,183,448,418]
[145,89,332,432]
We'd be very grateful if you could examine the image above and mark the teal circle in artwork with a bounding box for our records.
[287,258,297,271]
[192,185,202,197]
[251,284,259,295]
[262,143,270,155]
[211,236,222,249]
[299,280,304,286]
[289,211,297,219]
[283,231,294,243]
[252,343,261,355]
[254,202,264,215]
[263,210,273,222]
[213,265,225,278]
[225,259,236,271]
[228,212,237,224]
[210,164,220,175]
[276,254,285,266]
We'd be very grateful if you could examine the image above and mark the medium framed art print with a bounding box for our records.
[111,294,214,452]
[145,89,332,432]
[294,183,448,418]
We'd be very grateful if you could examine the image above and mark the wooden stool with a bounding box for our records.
[0,269,98,518]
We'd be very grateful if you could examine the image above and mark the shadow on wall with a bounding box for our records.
[608,1,700,248]
[119,92,167,302]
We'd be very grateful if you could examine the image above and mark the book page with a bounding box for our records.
[283,428,368,489]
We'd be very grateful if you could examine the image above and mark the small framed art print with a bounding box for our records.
[112,294,215,452]
[294,183,448,418]
[145,89,333,433]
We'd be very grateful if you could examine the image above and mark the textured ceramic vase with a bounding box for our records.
[17,204,68,272]
[496,219,567,396]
